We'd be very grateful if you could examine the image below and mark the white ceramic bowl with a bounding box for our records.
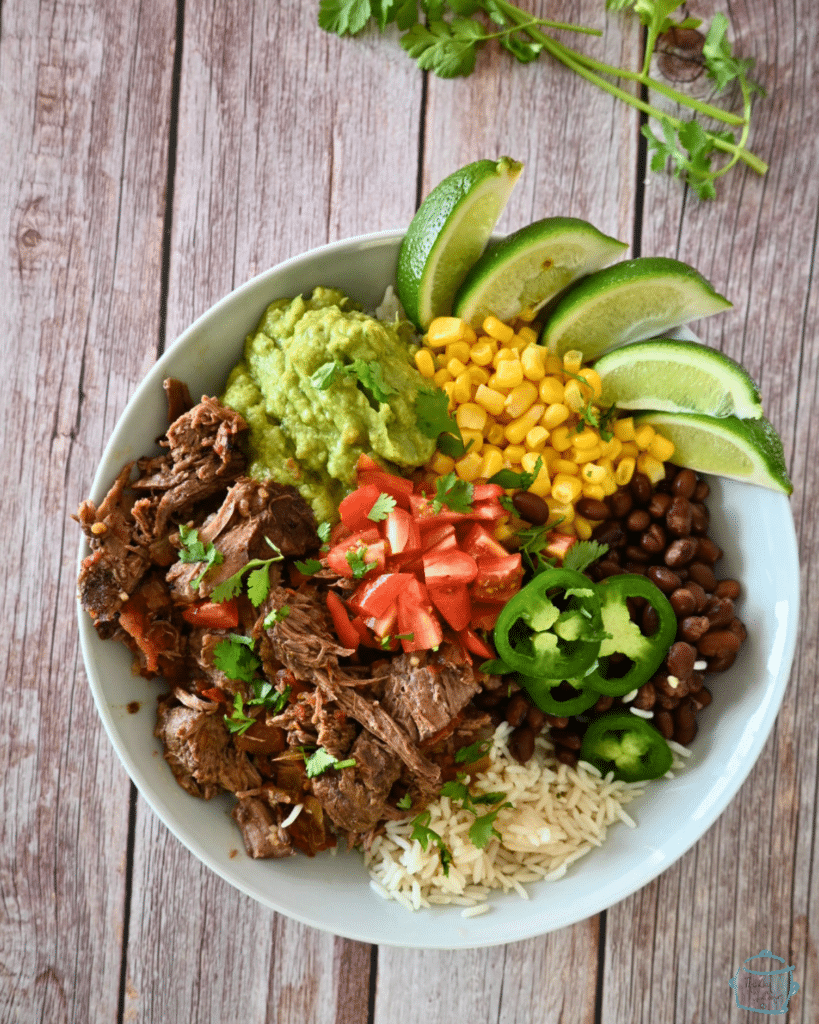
[77,230,799,948]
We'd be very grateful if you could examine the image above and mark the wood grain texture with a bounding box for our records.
[0,0,175,1021]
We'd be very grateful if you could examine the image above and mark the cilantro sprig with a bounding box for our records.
[209,537,284,606]
[562,539,609,574]
[415,386,469,457]
[304,746,357,778]
[368,492,396,522]
[213,634,261,683]
[310,358,397,404]
[319,1,768,197]
[224,681,292,736]
[177,523,224,590]
[440,775,513,849]
[487,456,543,491]
[410,810,453,875]
[431,472,473,514]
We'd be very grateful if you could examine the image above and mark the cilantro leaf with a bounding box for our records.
[177,523,224,589]
[294,557,323,576]
[262,604,290,629]
[209,541,284,606]
[401,18,484,78]
[304,746,357,778]
[703,12,765,98]
[431,472,473,514]
[410,810,452,875]
[367,492,396,522]
[213,634,261,683]
[562,539,609,574]
[247,680,291,713]
[396,792,413,810]
[349,358,397,403]
[487,455,543,490]
[469,805,510,849]
[317,0,372,35]
[346,546,377,579]
[317,521,332,543]
[414,386,464,451]
[454,737,492,764]
[224,692,256,736]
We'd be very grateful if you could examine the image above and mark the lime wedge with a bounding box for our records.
[452,217,627,329]
[634,411,793,494]
[541,257,732,360]
[396,157,523,330]
[595,339,763,419]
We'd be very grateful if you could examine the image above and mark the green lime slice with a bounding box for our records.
[452,217,627,329]
[633,411,793,494]
[541,257,732,360]
[396,157,523,331]
[595,339,763,419]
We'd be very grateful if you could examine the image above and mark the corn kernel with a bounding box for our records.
[546,499,575,525]
[600,436,623,460]
[433,367,453,388]
[573,445,605,465]
[637,452,666,484]
[505,444,526,463]
[563,350,583,375]
[634,424,656,450]
[520,450,542,474]
[480,448,504,480]
[414,349,436,378]
[546,354,564,374]
[492,346,516,368]
[470,340,495,366]
[582,482,606,501]
[448,357,468,378]
[461,429,484,456]
[520,345,546,382]
[505,405,544,445]
[486,422,506,447]
[613,417,636,442]
[505,381,538,419]
[564,380,589,412]
[455,402,488,432]
[455,451,484,482]
[475,383,506,417]
[516,305,538,323]
[550,425,573,452]
[542,402,570,429]
[468,365,491,387]
[577,367,603,399]
[525,425,549,451]
[443,381,456,402]
[452,373,473,404]
[648,432,675,462]
[581,463,608,484]
[445,340,472,365]
[553,522,576,537]
[427,317,467,347]
[483,315,515,343]
[429,451,456,475]
[517,326,539,346]
[494,520,517,544]
[508,333,529,352]
[601,475,618,497]
[573,427,600,450]
[494,359,524,389]
[553,458,580,476]
[615,456,636,486]
[528,465,552,497]
[574,515,593,541]
[552,474,583,504]
[539,376,564,405]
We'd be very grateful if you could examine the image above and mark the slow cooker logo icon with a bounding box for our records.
[729,949,800,1014]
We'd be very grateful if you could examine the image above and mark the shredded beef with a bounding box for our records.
[231,796,293,858]
[311,731,402,835]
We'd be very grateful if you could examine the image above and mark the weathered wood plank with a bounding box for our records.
[121,3,422,1020]
[0,0,175,1022]
[603,2,818,1021]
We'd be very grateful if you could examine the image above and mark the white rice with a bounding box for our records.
[363,722,652,911]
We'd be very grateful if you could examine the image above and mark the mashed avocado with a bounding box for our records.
[222,287,436,522]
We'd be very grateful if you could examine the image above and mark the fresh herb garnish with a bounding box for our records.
[317,521,332,543]
[304,746,357,778]
[396,792,413,810]
[346,545,378,579]
[209,537,284,606]
[415,386,467,455]
[379,631,414,649]
[440,774,512,849]
[454,737,492,764]
[367,492,396,522]
[249,680,291,712]
[294,557,323,576]
[431,472,473,514]
[224,692,256,735]
[310,358,397,403]
[487,456,543,490]
[319,1,767,197]
[410,810,452,875]
[562,539,609,574]
[213,634,261,684]
[177,523,224,589]
[263,604,291,629]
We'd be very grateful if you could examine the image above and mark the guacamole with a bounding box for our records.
[222,288,436,522]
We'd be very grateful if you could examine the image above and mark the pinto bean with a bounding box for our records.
[505,691,531,727]
[698,629,742,658]
[715,578,741,600]
[687,561,717,592]
[509,725,536,764]
[665,537,699,567]
[666,496,693,536]
[646,565,682,593]
[671,468,698,498]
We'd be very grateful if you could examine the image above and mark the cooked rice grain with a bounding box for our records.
[364,723,646,911]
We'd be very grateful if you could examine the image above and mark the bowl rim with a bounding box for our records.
[76,230,800,948]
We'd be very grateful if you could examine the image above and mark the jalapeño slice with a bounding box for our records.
[580,711,673,782]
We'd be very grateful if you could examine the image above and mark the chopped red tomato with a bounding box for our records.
[469,600,507,631]
[422,549,478,587]
[428,583,472,632]
[356,470,413,509]
[470,554,525,603]
[181,598,240,630]
[546,531,578,561]
[459,628,496,660]
[338,484,382,532]
[118,595,168,674]
[396,580,444,652]
[349,572,414,618]
[384,507,421,556]
[326,591,361,651]
[460,522,509,562]
[325,529,385,578]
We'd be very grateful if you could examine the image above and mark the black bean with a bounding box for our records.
[512,490,550,525]
[576,497,610,521]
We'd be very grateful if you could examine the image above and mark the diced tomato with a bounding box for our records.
[420,522,457,549]
[328,520,352,547]
[460,522,509,561]
[181,598,240,630]
[459,628,496,660]
[469,499,506,524]
[200,686,228,703]
[356,453,381,474]
[325,528,384,577]
[338,484,382,532]
[396,578,443,652]
[469,600,506,631]
[118,596,167,674]
[326,591,360,651]
[545,532,578,562]
[470,553,524,603]
[349,572,413,618]
[356,470,413,509]
[428,583,472,631]
[423,549,478,587]
[365,601,398,642]
[384,507,421,556]
[471,484,505,502]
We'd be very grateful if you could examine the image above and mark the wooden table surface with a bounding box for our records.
[4,1,817,1020]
